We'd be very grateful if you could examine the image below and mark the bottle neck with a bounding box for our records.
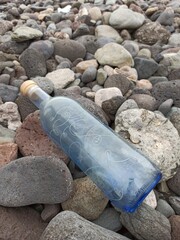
[26,85,51,109]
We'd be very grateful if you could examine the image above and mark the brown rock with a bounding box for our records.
[76,59,98,73]
[15,110,69,164]
[0,206,47,240]
[169,215,180,240]
[0,143,18,167]
[41,204,61,222]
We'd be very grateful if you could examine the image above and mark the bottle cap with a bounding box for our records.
[20,80,38,96]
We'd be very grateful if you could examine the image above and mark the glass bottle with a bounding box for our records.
[20,80,162,212]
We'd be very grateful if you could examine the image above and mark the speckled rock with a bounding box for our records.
[0,143,18,168]
[29,40,54,60]
[129,94,157,111]
[0,102,21,130]
[0,83,18,102]
[31,77,54,94]
[95,43,134,68]
[0,40,30,54]
[120,203,171,240]
[61,177,108,220]
[12,26,43,42]
[15,111,69,164]
[40,211,130,240]
[20,48,47,78]
[167,167,180,196]
[115,109,180,180]
[168,107,180,135]
[104,73,131,95]
[169,215,180,240]
[54,39,86,62]
[152,80,180,108]
[135,22,170,45]
[0,156,73,207]
[0,206,47,240]
[46,68,74,89]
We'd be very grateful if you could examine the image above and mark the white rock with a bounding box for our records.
[95,25,123,43]
[168,33,180,46]
[143,190,157,209]
[46,69,75,89]
[12,26,43,42]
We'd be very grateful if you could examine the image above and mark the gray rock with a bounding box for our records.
[168,107,180,135]
[104,73,131,95]
[92,208,122,232]
[54,39,86,62]
[29,40,54,60]
[31,77,54,94]
[20,48,47,78]
[120,203,171,240]
[109,7,145,29]
[0,61,14,74]
[152,80,180,108]
[167,167,180,196]
[0,73,10,84]
[115,109,180,181]
[160,52,180,71]
[0,206,47,240]
[135,22,170,45]
[0,83,18,102]
[0,40,29,54]
[115,99,138,116]
[156,7,174,26]
[158,99,173,116]
[0,125,15,144]
[156,199,175,217]
[95,25,122,43]
[0,20,13,35]
[82,66,97,83]
[12,26,43,42]
[169,196,180,215]
[134,57,159,79]
[40,211,130,240]
[129,94,157,111]
[0,156,73,207]
[41,204,61,222]
[168,69,180,80]
[149,76,168,85]
[168,33,180,46]
[102,96,125,115]
[72,24,90,39]
[122,40,139,58]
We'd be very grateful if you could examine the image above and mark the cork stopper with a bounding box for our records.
[20,80,38,96]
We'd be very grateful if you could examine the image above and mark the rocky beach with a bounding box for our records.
[0,0,180,239]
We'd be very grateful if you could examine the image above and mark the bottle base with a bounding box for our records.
[111,172,162,213]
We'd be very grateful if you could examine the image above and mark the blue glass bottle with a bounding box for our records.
[20,81,162,212]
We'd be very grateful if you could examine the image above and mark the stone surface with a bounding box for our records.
[20,48,47,78]
[169,215,180,240]
[31,77,54,94]
[168,33,180,46]
[122,40,139,58]
[135,22,170,45]
[0,40,30,54]
[169,107,180,135]
[95,25,122,42]
[41,204,61,222]
[0,156,73,207]
[134,57,159,79]
[0,143,18,167]
[0,73,10,85]
[0,206,47,240]
[168,196,180,215]
[129,94,157,111]
[157,7,174,26]
[160,52,180,71]
[12,26,43,42]
[97,68,108,85]
[136,80,152,90]
[81,66,97,83]
[109,7,145,29]
[158,99,174,116]
[156,199,175,217]
[89,7,102,21]
[115,109,180,180]
[0,83,18,102]
[40,211,130,240]
[0,20,13,35]
[54,39,86,62]
[152,80,180,108]
[0,125,15,143]
[116,99,138,116]
[61,177,108,220]
[120,203,171,240]
[167,167,180,195]
[15,111,69,164]
[95,43,134,68]
[0,102,21,130]
[29,40,54,60]
[75,59,98,73]
[143,190,157,209]
[92,207,122,232]
[46,68,75,89]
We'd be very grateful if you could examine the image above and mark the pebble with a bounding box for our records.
[168,33,180,46]
[75,59,98,73]
[41,204,61,222]
[0,20,13,35]
[40,211,129,240]
[0,156,73,207]
[169,215,180,240]
[0,206,47,240]
[115,99,138,116]
[95,25,123,43]
[95,43,134,68]
[29,40,54,60]
[157,7,174,26]
[89,7,102,21]
[169,196,180,215]
[0,143,18,167]
[0,125,15,143]
[15,111,69,164]
[158,99,174,116]
[136,79,153,90]
[168,107,180,135]
[129,94,157,111]
[81,66,97,83]
[0,73,10,85]
[31,76,54,94]
[122,40,139,57]
[115,109,180,181]
[96,68,108,85]
[12,26,43,42]
[156,199,175,218]
[120,203,171,240]
[61,177,108,221]
[114,66,138,82]
[168,69,180,80]
[167,167,180,196]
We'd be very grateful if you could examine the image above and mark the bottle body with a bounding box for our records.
[40,96,162,212]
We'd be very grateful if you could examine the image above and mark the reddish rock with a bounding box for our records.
[15,110,69,164]
[0,206,47,240]
[169,215,180,240]
[0,143,18,167]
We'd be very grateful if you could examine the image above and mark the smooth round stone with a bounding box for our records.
[135,22,170,45]
[156,7,174,26]
[168,33,180,46]
[12,26,43,42]
[0,20,13,35]
[158,99,174,116]
[115,109,180,181]
[115,99,138,116]
[0,74,10,84]
[81,66,97,83]
[0,156,73,207]
[122,40,139,58]
[72,24,90,39]
[136,79,152,90]
[167,167,180,196]
[15,111,69,164]
[169,215,180,240]
[137,48,151,58]
[54,39,86,62]
[149,76,168,85]
[96,68,108,85]
[95,25,122,43]
[89,7,102,21]
[61,177,108,221]
[31,77,54,94]
[156,199,175,218]
[129,94,157,111]
[75,59,98,73]
[92,208,122,232]
[109,7,145,29]
[114,66,138,82]
[0,84,18,102]
[20,48,47,78]
[169,196,180,215]
[29,40,54,60]
[95,43,134,68]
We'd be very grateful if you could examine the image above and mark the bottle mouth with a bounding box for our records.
[20,80,38,96]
